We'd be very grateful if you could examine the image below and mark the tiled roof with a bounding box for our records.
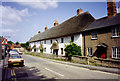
[84,13,120,31]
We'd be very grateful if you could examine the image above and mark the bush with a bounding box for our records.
[40,48,44,53]
[64,41,82,61]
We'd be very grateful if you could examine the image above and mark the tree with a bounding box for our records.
[8,41,13,45]
[21,41,29,51]
[16,41,19,45]
[64,41,82,61]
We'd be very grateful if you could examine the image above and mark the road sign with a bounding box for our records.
[1,38,8,45]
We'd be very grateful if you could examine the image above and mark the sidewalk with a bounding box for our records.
[0,60,3,81]
[39,56,120,74]
[1,55,9,81]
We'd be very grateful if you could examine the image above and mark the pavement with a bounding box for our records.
[0,60,3,81]
[33,55,120,75]
[0,55,9,81]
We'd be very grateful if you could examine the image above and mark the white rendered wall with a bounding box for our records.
[29,33,82,56]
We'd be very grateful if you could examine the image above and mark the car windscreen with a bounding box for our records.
[9,51,19,54]
[10,56,22,59]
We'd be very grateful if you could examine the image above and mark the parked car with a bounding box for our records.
[8,55,24,67]
[18,51,23,55]
[9,49,19,54]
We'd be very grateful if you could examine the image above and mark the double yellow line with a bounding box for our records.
[11,69,17,81]
[11,69,16,76]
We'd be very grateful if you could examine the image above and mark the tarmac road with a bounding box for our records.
[5,54,120,81]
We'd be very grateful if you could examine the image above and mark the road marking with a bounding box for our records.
[11,69,16,76]
[11,70,13,76]
[45,68,64,77]
[13,70,16,76]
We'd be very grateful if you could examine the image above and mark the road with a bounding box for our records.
[5,54,119,81]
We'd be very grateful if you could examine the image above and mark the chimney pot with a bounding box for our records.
[38,31,40,34]
[54,20,58,26]
[77,9,83,15]
[107,0,117,18]
[45,26,48,31]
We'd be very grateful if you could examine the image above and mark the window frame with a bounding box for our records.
[61,38,64,43]
[61,48,64,54]
[111,26,120,38]
[112,47,120,59]
[87,47,93,56]
[91,31,97,40]
[44,40,46,44]
[71,36,74,42]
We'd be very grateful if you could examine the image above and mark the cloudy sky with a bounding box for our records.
[0,0,119,43]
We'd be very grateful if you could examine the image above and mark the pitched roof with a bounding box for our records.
[29,12,95,42]
[84,13,120,31]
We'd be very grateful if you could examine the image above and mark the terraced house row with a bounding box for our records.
[29,0,120,60]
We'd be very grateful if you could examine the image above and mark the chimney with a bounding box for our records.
[38,31,40,34]
[107,0,117,18]
[77,9,83,15]
[54,20,58,26]
[45,26,48,31]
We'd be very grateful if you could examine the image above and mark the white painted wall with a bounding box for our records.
[30,33,82,56]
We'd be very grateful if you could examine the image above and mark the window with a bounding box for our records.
[44,40,46,44]
[44,48,46,52]
[71,36,74,42]
[61,48,63,54]
[91,31,97,39]
[112,27,120,37]
[112,47,120,59]
[87,47,92,56]
[50,40,52,44]
[61,38,64,43]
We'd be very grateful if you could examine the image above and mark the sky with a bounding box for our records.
[0,0,119,43]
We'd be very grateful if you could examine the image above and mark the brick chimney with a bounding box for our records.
[45,26,48,31]
[54,20,58,26]
[77,9,83,15]
[38,31,40,34]
[107,0,117,18]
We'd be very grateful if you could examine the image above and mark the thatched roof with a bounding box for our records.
[50,41,59,49]
[29,12,95,42]
[84,13,120,31]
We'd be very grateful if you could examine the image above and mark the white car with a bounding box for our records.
[9,50,19,56]
[8,55,24,67]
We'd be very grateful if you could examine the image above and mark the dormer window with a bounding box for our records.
[91,31,97,39]
[112,26,120,37]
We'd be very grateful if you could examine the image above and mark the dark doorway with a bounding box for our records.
[34,49,36,52]
[53,49,58,56]
[94,43,108,59]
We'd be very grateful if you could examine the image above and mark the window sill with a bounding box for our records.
[112,57,120,60]
[111,36,120,39]
[91,38,97,40]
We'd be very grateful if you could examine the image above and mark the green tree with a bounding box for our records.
[16,41,19,45]
[21,41,30,51]
[64,41,82,61]
[8,41,13,45]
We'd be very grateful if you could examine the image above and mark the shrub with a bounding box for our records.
[64,41,82,61]
[40,48,44,53]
